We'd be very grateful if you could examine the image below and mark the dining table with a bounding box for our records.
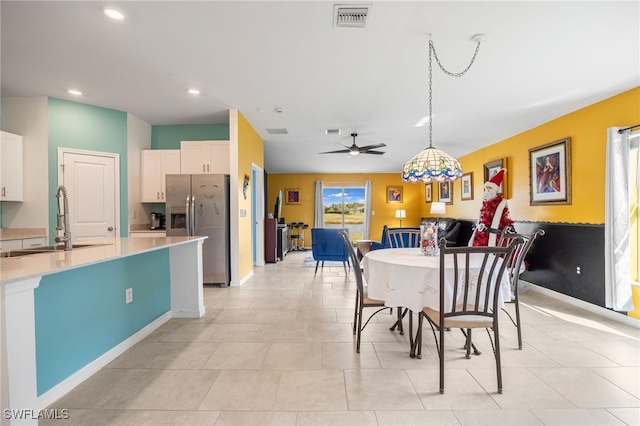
[362,247,513,357]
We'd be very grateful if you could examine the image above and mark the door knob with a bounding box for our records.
[107,226,114,231]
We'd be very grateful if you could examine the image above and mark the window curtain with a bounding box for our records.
[363,180,372,239]
[605,127,634,311]
[314,181,324,228]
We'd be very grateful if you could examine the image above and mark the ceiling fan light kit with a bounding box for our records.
[402,34,485,183]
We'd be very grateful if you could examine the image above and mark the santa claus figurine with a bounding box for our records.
[469,169,514,246]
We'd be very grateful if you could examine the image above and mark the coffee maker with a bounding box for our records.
[150,212,165,230]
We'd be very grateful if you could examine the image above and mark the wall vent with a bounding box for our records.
[333,4,371,28]
[266,128,288,135]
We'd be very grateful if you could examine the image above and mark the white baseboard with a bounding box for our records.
[236,270,253,287]
[37,311,173,410]
[525,282,640,329]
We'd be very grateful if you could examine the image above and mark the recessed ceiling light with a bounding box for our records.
[102,7,125,21]
[187,88,201,95]
[67,89,83,96]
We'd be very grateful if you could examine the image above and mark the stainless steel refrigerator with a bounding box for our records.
[165,174,230,286]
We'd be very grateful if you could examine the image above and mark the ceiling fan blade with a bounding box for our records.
[358,143,386,151]
[319,149,351,154]
[361,150,385,155]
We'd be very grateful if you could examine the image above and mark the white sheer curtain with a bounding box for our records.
[363,180,372,239]
[604,127,634,311]
[314,181,324,228]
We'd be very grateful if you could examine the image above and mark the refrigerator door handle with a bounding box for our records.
[185,195,191,235]
[191,195,197,235]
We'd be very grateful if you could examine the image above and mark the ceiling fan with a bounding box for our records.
[319,133,386,156]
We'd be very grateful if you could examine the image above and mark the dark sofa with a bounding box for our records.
[421,217,462,246]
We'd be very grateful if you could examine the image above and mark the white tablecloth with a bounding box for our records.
[362,248,512,313]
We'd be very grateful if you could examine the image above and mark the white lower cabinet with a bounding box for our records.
[0,237,46,250]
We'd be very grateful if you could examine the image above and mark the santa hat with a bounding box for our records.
[486,169,505,192]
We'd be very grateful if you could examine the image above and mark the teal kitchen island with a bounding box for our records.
[0,236,207,425]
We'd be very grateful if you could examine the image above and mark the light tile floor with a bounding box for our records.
[44,250,640,425]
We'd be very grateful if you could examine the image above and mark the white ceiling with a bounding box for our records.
[2,1,638,174]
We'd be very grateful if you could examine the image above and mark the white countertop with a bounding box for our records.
[0,236,206,284]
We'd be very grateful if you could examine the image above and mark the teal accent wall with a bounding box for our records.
[151,124,229,149]
[47,98,129,237]
[34,249,171,395]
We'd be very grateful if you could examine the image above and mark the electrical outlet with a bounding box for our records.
[132,210,137,219]
[576,266,582,275]
[125,288,133,304]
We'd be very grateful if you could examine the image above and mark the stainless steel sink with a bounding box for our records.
[1,244,104,258]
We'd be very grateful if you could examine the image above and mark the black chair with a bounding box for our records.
[496,225,545,349]
[339,230,391,353]
[414,237,520,394]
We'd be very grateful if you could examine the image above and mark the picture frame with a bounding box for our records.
[529,137,572,205]
[284,188,301,205]
[438,181,453,204]
[425,183,432,203]
[386,186,403,203]
[484,158,508,198]
[460,172,474,201]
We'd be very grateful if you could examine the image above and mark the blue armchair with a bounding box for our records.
[311,228,350,274]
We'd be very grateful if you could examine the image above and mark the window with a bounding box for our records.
[322,185,365,242]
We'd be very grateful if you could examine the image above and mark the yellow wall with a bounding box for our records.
[450,87,640,224]
[267,88,640,243]
[267,173,436,242]
[237,111,264,278]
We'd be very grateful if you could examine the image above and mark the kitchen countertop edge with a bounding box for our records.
[0,236,207,285]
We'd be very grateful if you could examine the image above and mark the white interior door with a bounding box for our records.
[58,149,119,241]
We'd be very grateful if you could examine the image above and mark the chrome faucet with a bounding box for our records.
[55,185,73,250]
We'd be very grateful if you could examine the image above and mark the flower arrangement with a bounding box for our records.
[420,224,439,256]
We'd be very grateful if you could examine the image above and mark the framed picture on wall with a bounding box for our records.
[425,183,432,202]
[484,157,508,198]
[284,188,301,205]
[529,137,572,205]
[386,186,403,203]
[461,172,474,201]
[438,181,453,204]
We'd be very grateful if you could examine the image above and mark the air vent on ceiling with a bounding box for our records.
[266,128,289,135]
[333,4,371,28]
[325,129,341,135]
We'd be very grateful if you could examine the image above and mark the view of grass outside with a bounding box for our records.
[323,186,365,241]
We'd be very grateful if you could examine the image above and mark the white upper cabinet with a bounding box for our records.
[0,131,24,202]
[180,141,230,174]
[140,150,180,202]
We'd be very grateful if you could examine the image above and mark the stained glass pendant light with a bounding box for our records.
[402,34,486,183]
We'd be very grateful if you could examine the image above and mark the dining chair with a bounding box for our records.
[339,230,391,353]
[496,225,545,349]
[386,228,421,334]
[415,237,521,394]
[386,228,421,248]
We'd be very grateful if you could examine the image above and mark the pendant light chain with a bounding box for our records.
[427,37,482,149]
[428,40,434,149]
[430,38,482,78]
